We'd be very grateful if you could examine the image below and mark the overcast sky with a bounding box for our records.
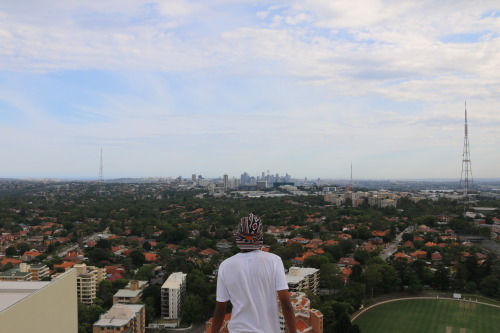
[0,1,499,180]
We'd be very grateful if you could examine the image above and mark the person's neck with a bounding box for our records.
[240,249,259,253]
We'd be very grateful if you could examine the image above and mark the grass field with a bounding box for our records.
[353,299,500,333]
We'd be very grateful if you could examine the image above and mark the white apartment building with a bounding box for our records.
[75,263,106,305]
[93,303,145,333]
[286,267,320,295]
[161,272,187,320]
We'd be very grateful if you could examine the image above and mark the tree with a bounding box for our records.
[87,247,113,265]
[78,302,104,333]
[129,250,146,268]
[320,263,343,293]
[318,300,337,333]
[16,242,31,255]
[407,275,423,294]
[304,255,329,269]
[337,281,365,309]
[353,249,371,265]
[433,264,450,291]
[142,241,152,251]
[95,238,111,250]
[480,275,500,297]
[180,294,203,324]
[135,265,154,281]
[96,280,115,308]
[5,246,17,257]
[186,269,208,299]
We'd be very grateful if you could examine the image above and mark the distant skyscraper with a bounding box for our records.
[192,174,196,182]
[223,174,229,190]
[460,102,473,201]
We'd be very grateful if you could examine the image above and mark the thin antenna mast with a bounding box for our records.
[98,148,104,194]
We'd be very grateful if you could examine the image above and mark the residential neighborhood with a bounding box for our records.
[0,179,499,332]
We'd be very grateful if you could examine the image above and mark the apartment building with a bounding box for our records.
[286,267,320,295]
[0,269,77,333]
[279,292,323,333]
[161,272,187,320]
[29,263,49,281]
[75,263,106,305]
[93,304,145,333]
[113,280,148,304]
[0,263,33,281]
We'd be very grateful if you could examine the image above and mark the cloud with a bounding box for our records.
[0,1,499,178]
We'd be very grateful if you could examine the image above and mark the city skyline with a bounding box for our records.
[1,1,499,179]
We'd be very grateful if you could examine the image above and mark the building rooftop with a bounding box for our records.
[94,304,144,327]
[0,281,51,312]
[114,289,141,298]
[161,272,186,289]
[286,267,319,283]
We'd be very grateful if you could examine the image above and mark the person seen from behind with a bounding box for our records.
[210,213,296,333]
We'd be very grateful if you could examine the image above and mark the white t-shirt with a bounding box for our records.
[216,250,289,333]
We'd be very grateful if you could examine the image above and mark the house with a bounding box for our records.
[199,248,219,257]
[21,250,43,262]
[410,251,427,260]
[337,258,360,267]
[53,261,76,271]
[431,252,442,261]
[393,252,412,262]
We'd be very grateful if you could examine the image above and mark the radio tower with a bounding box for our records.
[98,148,104,194]
[459,102,473,209]
[349,161,353,188]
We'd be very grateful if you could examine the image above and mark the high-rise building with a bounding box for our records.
[75,263,106,305]
[93,303,145,333]
[223,174,229,190]
[256,180,267,190]
[0,269,77,333]
[286,267,320,295]
[161,272,187,320]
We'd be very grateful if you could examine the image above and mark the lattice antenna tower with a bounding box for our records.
[460,102,473,202]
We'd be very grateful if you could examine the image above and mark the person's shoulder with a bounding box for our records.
[257,250,282,261]
[219,253,240,266]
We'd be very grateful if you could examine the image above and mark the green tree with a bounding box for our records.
[78,302,104,333]
[16,242,31,255]
[480,275,500,297]
[433,264,450,291]
[5,246,17,257]
[129,250,146,268]
[180,294,203,324]
[320,263,343,293]
[135,265,154,281]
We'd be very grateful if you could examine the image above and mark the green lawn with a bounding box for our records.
[353,299,500,333]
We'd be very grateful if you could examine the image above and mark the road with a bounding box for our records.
[379,226,413,260]
[56,232,100,257]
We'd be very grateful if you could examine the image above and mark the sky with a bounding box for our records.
[0,1,499,180]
